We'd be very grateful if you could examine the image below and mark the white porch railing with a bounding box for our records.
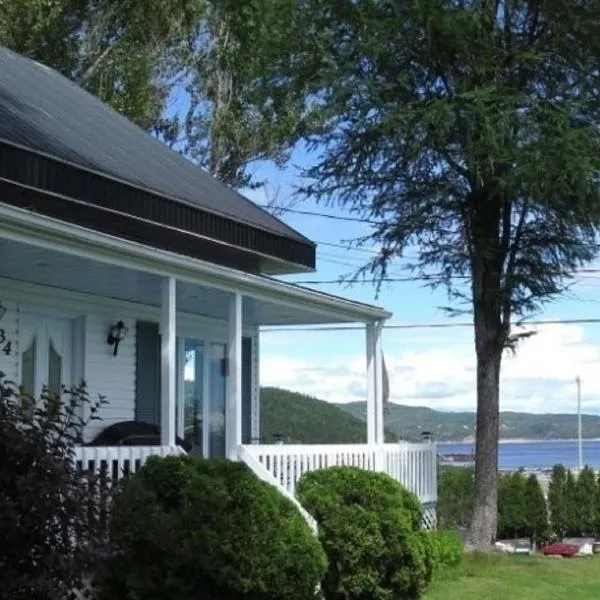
[74,445,186,484]
[241,442,437,505]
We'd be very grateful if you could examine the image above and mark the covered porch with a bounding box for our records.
[0,202,437,524]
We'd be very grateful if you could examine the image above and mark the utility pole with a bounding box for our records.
[576,376,583,471]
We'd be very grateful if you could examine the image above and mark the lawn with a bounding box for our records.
[424,554,600,600]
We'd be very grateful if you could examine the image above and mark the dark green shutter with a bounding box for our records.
[135,321,161,426]
[242,337,253,444]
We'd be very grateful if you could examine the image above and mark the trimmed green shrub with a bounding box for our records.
[548,464,567,539]
[430,530,463,571]
[297,466,433,600]
[437,466,474,529]
[96,455,326,600]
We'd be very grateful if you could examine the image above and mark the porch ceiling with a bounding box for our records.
[0,237,371,326]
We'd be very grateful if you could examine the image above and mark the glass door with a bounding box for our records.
[208,342,227,458]
[182,339,204,454]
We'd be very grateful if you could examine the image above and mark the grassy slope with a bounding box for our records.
[425,554,599,600]
[339,401,600,442]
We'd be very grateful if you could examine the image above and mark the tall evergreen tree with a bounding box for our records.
[564,469,579,537]
[255,0,600,547]
[523,474,548,545]
[548,464,568,539]
[576,466,597,535]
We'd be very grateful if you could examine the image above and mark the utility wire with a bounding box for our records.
[263,317,600,333]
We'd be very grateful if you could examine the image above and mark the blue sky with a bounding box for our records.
[240,147,600,416]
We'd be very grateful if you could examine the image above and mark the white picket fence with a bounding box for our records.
[241,442,438,506]
[74,445,186,483]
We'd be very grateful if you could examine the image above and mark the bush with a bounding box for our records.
[97,455,326,600]
[564,469,579,536]
[437,467,474,530]
[430,530,463,571]
[297,466,433,600]
[0,374,107,600]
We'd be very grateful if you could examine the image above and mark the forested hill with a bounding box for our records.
[259,387,600,443]
[337,401,600,442]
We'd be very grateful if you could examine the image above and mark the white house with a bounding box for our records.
[0,47,437,527]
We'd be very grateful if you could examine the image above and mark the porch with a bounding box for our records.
[0,202,438,525]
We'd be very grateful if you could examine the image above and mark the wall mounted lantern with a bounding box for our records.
[107,320,128,356]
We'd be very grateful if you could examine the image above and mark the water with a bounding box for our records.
[438,440,600,470]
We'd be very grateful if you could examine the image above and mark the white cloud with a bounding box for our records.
[259,324,600,414]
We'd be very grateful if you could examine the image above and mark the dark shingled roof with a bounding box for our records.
[0,46,315,272]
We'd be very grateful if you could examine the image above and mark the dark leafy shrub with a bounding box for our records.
[430,530,463,571]
[564,469,580,536]
[297,466,433,600]
[437,466,474,530]
[0,373,107,600]
[97,455,326,600]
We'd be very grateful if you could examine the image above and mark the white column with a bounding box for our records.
[160,277,177,447]
[226,292,243,460]
[374,320,385,445]
[366,322,376,445]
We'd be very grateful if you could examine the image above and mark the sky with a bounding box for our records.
[240,147,600,417]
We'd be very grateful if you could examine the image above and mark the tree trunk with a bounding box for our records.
[468,317,503,549]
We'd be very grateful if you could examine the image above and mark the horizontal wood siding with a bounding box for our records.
[0,277,258,443]
[84,313,137,441]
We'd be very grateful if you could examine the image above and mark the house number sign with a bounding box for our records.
[0,329,12,356]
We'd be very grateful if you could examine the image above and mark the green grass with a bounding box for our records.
[424,554,600,600]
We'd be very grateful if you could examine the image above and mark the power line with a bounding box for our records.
[260,204,381,224]
[290,269,600,286]
[263,317,600,333]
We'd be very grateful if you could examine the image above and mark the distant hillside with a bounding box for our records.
[337,401,600,442]
[260,387,370,444]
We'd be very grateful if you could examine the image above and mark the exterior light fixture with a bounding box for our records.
[107,320,128,356]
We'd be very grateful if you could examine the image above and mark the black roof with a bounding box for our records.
[0,46,315,273]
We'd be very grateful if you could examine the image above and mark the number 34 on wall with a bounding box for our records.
[0,329,13,356]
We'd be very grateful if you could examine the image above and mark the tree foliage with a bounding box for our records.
[254,0,600,547]
[0,0,304,190]
[576,466,597,535]
[523,473,548,544]
[0,374,107,600]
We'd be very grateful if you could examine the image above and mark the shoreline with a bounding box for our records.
[437,438,600,445]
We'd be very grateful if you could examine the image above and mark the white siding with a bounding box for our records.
[0,278,259,444]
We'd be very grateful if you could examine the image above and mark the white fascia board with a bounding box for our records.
[0,203,392,324]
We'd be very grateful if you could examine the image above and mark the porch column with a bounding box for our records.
[374,320,385,445]
[160,276,177,447]
[366,322,377,445]
[226,292,243,460]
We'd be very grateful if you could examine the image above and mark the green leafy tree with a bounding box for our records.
[595,471,600,538]
[523,474,548,545]
[576,466,597,535]
[548,465,568,539]
[259,0,600,547]
[437,467,474,530]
